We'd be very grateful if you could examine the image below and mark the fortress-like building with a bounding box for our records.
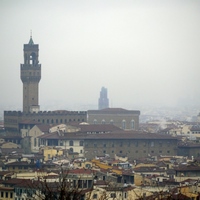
[4,37,87,132]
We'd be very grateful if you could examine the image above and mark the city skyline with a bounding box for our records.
[1,0,200,115]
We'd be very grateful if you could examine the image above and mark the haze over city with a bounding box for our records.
[1,0,200,116]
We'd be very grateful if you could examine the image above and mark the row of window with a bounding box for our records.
[38,137,174,149]
[99,150,171,154]
[93,192,127,199]
[1,191,13,198]
[10,166,28,170]
[59,140,84,146]
[192,131,200,134]
[35,118,84,124]
[40,139,172,149]
[93,119,135,129]
[46,148,83,158]
[91,141,170,148]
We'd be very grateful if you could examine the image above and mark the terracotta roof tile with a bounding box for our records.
[88,108,140,115]
[39,131,177,140]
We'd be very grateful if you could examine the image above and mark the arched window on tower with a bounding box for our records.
[93,119,97,124]
[110,120,114,125]
[30,52,36,65]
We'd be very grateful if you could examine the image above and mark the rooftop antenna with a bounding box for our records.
[30,30,32,38]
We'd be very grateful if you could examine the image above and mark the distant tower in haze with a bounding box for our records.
[98,87,109,110]
[20,35,41,113]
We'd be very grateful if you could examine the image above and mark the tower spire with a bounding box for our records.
[28,30,34,45]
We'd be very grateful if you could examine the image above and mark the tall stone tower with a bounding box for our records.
[98,87,109,110]
[20,36,41,113]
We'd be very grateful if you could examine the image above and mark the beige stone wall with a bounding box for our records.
[54,139,84,157]
[29,125,43,152]
[85,138,177,160]
[88,113,139,130]
[23,82,39,113]
[4,111,87,131]
[43,147,64,161]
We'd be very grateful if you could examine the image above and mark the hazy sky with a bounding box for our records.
[0,0,200,112]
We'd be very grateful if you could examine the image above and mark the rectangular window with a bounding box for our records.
[150,141,154,147]
[124,192,127,198]
[110,193,116,198]
[1,192,3,197]
[5,192,8,198]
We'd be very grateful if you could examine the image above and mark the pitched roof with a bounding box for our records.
[174,165,200,171]
[28,36,34,45]
[39,131,177,141]
[5,161,35,167]
[88,108,140,115]
[0,148,25,155]
[67,169,94,175]
[36,124,50,132]
[72,124,122,132]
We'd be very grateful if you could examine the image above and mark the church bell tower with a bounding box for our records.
[20,36,41,113]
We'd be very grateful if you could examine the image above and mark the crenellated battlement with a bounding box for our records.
[4,111,23,116]
[4,37,87,132]
[4,110,87,116]
[4,110,87,131]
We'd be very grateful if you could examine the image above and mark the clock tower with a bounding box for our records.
[20,36,41,113]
